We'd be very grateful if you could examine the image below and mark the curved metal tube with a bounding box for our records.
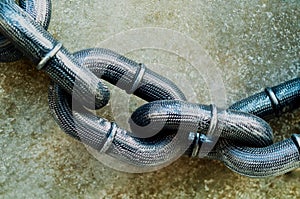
[49,83,190,168]
[130,75,300,176]
[130,100,273,147]
[48,47,278,172]
[0,2,109,109]
[0,0,51,62]
[207,136,300,177]
[48,47,189,169]
[73,48,186,101]
[1,0,299,177]
[214,76,300,177]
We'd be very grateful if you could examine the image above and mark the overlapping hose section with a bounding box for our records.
[48,48,190,170]
[1,0,300,177]
[0,2,109,109]
[130,100,273,147]
[214,76,300,177]
[129,80,300,177]
[48,46,288,174]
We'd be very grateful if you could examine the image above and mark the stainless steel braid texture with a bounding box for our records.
[0,2,110,109]
[73,48,186,101]
[229,76,300,119]
[48,55,189,169]
[131,76,300,177]
[210,137,300,177]
[130,100,273,147]
[0,0,51,62]
[49,48,300,176]
[1,1,299,177]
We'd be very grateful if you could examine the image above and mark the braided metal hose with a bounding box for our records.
[1,0,300,177]
[209,136,300,177]
[73,48,186,101]
[47,49,274,171]
[48,48,189,170]
[131,78,300,177]
[217,76,300,177]
[229,77,300,119]
[130,77,300,177]
[0,1,109,109]
[0,0,51,62]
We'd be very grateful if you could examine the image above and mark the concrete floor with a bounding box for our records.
[0,0,299,198]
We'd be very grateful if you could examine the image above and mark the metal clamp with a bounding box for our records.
[190,132,201,157]
[100,122,117,154]
[207,104,218,137]
[127,63,146,94]
[291,134,300,153]
[265,87,280,114]
[189,104,217,158]
[37,43,62,70]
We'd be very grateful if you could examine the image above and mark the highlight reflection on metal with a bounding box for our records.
[127,63,146,94]
[37,42,62,70]
[0,0,300,177]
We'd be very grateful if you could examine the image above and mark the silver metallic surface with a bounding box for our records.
[207,104,218,138]
[210,137,300,177]
[48,47,188,169]
[127,63,146,94]
[130,100,273,147]
[265,87,280,114]
[72,48,186,101]
[41,14,300,176]
[291,134,300,152]
[0,2,110,109]
[49,50,300,176]
[129,77,300,176]
[229,77,300,119]
[1,0,299,177]
[0,0,51,62]
[99,122,118,154]
[215,77,300,177]
[37,42,62,70]
[190,132,200,158]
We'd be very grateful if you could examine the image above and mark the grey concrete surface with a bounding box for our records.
[0,0,299,198]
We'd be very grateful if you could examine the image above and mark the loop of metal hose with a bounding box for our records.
[48,48,276,170]
[132,77,300,177]
[0,0,300,177]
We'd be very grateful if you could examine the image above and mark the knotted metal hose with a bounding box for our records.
[1,0,299,177]
[130,77,300,177]
[48,48,276,174]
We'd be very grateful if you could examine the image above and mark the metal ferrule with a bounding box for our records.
[126,63,146,94]
[291,134,300,153]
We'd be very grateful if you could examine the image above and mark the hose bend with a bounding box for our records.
[73,48,186,101]
[213,77,300,177]
[209,135,300,177]
[48,51,189,169]
[0,2,109,109]
[130,100,273,147]
[49,84,191,169]
[127,75,299,176]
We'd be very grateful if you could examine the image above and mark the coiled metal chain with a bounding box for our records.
[0,0,299,177]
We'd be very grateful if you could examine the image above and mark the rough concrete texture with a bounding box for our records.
[0,0,299,198]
